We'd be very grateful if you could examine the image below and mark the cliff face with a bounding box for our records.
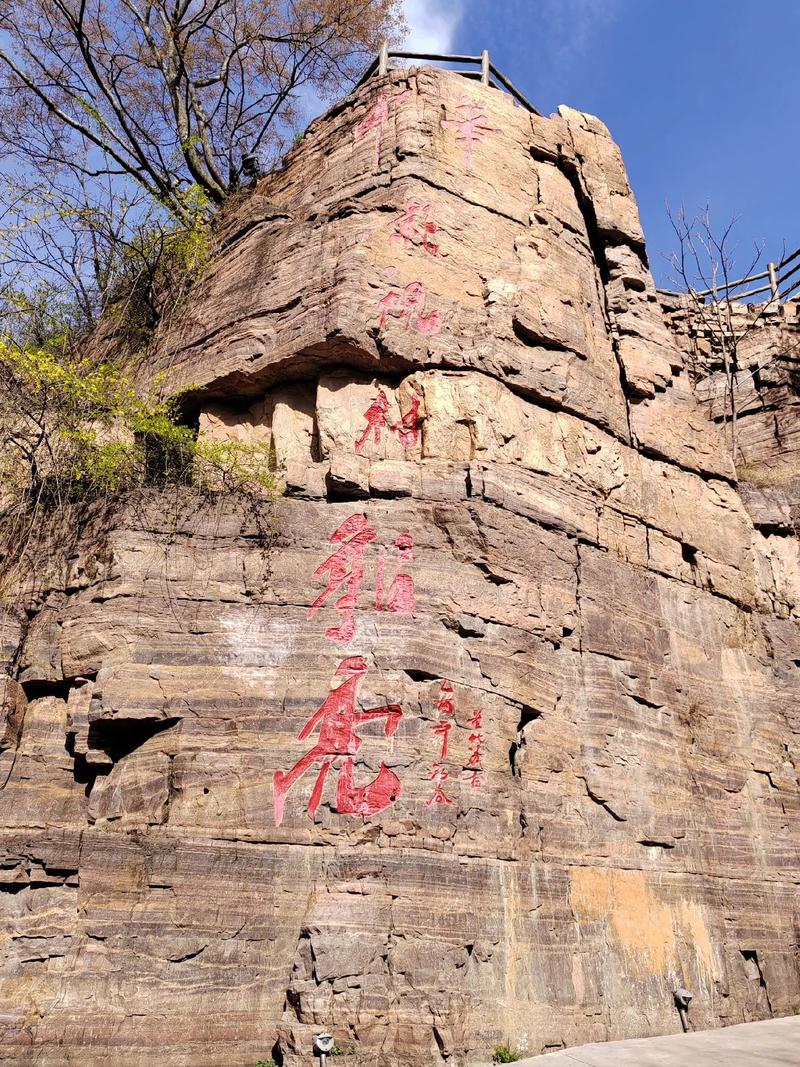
[1,66,798,1067]
[662,294,800,485]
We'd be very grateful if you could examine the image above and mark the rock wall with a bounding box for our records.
[661,293,800,482]
[660,293,800,622]
[1,67,798,1066]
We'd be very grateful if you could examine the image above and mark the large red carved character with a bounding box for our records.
[375,532,416,615]
[379,281,441,336]
[390,197,439,255]
[273,656,403,826]
[355,390,421,455]
[393,395,421,448]
[442,96,498,171]
[355,89,411,169]
[355,92,389,168]
[308,514,376,642]
[354,390,390,454]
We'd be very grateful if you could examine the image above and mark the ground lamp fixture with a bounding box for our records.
[242,152,261,180]
[313,1032,335,1065]
[673,987,693,1032]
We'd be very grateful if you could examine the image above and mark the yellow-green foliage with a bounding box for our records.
[492,1045,520,1064]
[125,186,212,291]
[169,185,214,276]
[0,338,278,508]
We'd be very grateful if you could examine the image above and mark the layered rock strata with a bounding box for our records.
[1,67,798,1066]
[662,293,800,483]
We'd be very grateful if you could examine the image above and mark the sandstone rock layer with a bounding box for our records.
[1,67,798,1066]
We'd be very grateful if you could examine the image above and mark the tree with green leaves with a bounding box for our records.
[0,0,403,216]
[0,1,403,342]
[0,1,402,580]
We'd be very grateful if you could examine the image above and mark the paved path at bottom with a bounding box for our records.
[508,1015,799,1066]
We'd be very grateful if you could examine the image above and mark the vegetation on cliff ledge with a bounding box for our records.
[0,309,279,591]
[0,0,405,581]
[0,0,404,341]
[0,338,275,499]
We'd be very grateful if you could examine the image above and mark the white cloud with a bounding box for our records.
[537,0,623,73]
[401,0,464,55]
[521,0,626,106]
[290,0,463,129]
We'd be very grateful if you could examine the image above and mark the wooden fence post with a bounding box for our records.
[768,262,779,303]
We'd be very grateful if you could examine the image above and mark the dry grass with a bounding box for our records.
[736,459,800,487]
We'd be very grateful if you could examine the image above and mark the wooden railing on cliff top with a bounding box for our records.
[659,245,800,305]
[357,40,542,115]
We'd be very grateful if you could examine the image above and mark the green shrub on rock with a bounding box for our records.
[492,1044,521,1064]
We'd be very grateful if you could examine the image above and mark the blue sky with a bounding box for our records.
[394,0,798,286]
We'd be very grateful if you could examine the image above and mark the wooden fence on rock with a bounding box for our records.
[659,245,800,304]
[357,41,541,115]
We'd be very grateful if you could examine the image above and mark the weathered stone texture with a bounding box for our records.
[662,295,800,481]
[1,68,798,1066]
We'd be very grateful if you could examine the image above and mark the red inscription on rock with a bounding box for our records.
[355,89,411,169]
[390,197,439,255]
[355,92,389,168]
[378,281,442,336]
[375,532,416,616]
[354,389,391,454]
[355,390,420,454]
[308,514,376,643]
[431,720,452,760]
[273,656,403,826]
[425,680,456,806]
[436,679,455,718]
[393,394,421,448]
[426,762,454,806]
[463,707,485,788]
[442,96,498,171]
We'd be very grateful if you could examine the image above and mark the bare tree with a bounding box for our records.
[0,170,209,358]
[0,0,403,220]
[667,207,777,464]
[0,1,403,346]
[0,172,152,337]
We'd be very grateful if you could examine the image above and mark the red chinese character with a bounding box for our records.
[355,391,420,454]
[390,197,439,255]
[354,389,390,454]
[442,96,499,171]
[467,709,483,730]
[467,732,485,770]
[391,395,421,448]
[463,769,483,788]
[308,514,376,643]
[378,281,442,336]
[273,656,403,826]
[431,720,452,760]
[425,763,454,806]
[435,680,455,719]
[355,89,411,169]
[375,532,416,616]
